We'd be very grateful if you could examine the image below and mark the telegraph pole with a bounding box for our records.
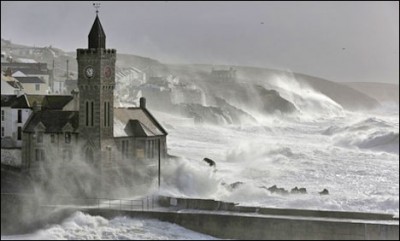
[158,139,161,188]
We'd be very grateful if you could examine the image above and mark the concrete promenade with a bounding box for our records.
[80,196,398,240]
[1,193,398,239]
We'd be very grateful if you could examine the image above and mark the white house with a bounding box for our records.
[1,75,24,95]
[1,95,32,148]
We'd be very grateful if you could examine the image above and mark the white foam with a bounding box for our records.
[1,212,218,240]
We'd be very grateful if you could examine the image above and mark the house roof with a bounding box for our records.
[1,95,29,108]
[13,68,48,75]
[113,107,167,137]
[42,95,74,110]
[24,110,79,133]
[14,76,45,84]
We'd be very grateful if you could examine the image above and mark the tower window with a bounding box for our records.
[107,102,110,127]
[104,102,107,127]
[91,101,94,126]
[86,101,89,126]
[1,110,5,121]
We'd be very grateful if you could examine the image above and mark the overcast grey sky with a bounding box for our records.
[1,1,398,84]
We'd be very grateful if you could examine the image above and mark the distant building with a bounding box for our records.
[211,67,237,81]
[1,62,50,90]
[14,76,48,95]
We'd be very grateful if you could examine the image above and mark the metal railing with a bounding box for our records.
[1,193,157,211]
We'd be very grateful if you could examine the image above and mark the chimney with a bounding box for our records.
[66,59,69,80]
[71,89,79,111]
[32,101,42,112]
[140,97,146,109]
[5,67,12,77]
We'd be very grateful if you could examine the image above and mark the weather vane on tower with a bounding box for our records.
[93,2,101,15]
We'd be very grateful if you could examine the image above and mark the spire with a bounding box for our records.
[88,15,106,49]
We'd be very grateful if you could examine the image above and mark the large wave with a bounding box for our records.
[323,117,399,154]
[1,212,218,240]
[265,72,344,118]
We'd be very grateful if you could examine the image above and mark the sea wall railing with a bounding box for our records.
[1,192,156,211]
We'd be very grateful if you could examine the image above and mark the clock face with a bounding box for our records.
[85,66,94,78]
[104,66,112,78]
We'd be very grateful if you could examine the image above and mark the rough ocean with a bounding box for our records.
[2,79,399,240]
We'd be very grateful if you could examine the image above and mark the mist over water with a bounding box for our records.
[151,73,399,216]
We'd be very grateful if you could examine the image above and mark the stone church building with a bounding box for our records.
[21,14,168,181]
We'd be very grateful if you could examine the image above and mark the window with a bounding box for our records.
[86,101,89,126]
[104,102,107,127]
[37,131,43,143]
[17,110,22,123]
[65,132,71,144]
[35,84,40,91]
[50,134,55,143]
[91,101,94,126]
[1,110,4,121]
[107,102,110,127]
[1,126,4,137]
[146,140,155,159]
[17,127,22,140]
[35,149,45,162]
[121,140,129,158]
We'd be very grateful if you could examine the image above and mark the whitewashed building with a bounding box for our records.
[1,95,32,148]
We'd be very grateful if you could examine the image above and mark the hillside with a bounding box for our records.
[2,39,382,113]
[341,82,399,104]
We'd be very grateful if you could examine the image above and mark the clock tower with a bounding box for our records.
[77,13,116,164]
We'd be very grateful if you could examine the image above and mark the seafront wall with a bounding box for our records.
[158,196,398,221]
[84,208,399,240]
[83,196,398,240]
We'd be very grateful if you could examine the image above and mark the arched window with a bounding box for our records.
[86,101,89,126]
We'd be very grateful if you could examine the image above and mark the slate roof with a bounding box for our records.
[13,68,48,75]
[24,110,79,133]
[113,107,167,137]
[25,95,73,110]
[1,95,29,108]
[14,76,45,84]
[6,81,24,89]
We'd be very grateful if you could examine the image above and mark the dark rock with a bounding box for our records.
[203,157,216,167]
[299,188,307,194]
[229,181,244,189]
[267,185,288,195]
[319,188,329,195]
[267,185,278,192]
[290,186,299,194]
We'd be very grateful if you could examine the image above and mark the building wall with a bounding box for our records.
[1,80,17,95]
[20,83,47,95]
[22,131,79,177]
[53,81,65,94]
[1,107,31,147]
